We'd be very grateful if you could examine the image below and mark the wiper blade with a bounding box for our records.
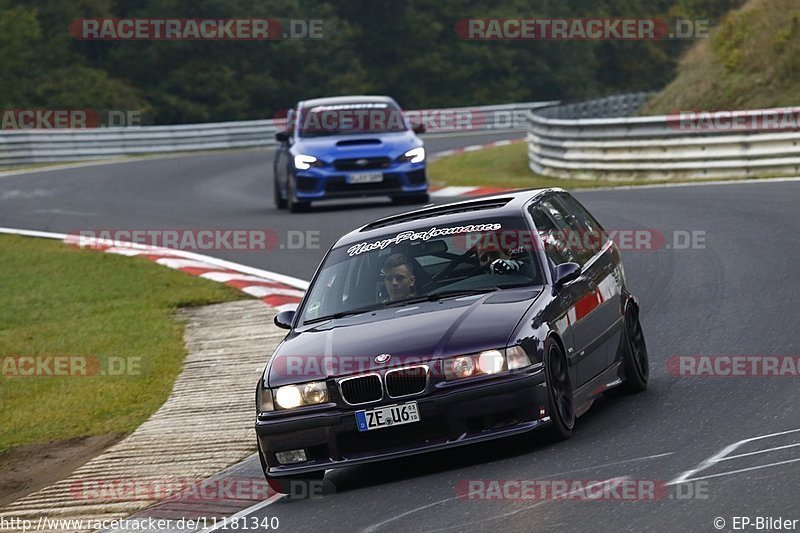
[303,287,514,323]
[302,305,381,325]
[493,281,538,289]
[386,287,500,307]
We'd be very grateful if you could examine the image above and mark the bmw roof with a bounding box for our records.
[333,188,562,247]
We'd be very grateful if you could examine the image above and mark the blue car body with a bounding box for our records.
[273,96,429,212]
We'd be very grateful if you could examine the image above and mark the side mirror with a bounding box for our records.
[274,310,296,329]
[412,124,426,134]
[554,262,581,287]
[275,131,290,143]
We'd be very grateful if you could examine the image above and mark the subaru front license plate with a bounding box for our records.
[347,172,383,184]
[355,402,420,432]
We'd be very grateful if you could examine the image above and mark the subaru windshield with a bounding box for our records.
[298,101,409,137]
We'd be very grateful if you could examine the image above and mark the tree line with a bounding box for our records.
[0,0,744,124]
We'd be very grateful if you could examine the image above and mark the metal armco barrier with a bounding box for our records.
[0,102,554,167]
[528,94,800,180]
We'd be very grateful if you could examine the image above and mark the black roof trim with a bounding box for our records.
[361,197,514,231]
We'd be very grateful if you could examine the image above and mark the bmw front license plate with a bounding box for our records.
[355,402,420,432]
[347,172,383,184]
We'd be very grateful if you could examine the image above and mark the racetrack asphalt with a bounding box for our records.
[1,131,799,532]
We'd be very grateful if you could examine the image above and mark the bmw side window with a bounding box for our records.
[555,193,608,257]
[539,198,594,266]
[529,203,577,267]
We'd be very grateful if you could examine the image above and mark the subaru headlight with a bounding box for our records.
[398,147,425,163]
[443,347,532,381]
[274,381,330,409]
[294,154,325,170]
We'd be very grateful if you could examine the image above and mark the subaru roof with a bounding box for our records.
[298,95,397,109]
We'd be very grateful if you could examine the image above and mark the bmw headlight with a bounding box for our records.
[398,147,425,163]
[506,346,532,370]
[256,382,274,413]
[274,381,330,409]
[443,347,532,381]
[294,154,325,170]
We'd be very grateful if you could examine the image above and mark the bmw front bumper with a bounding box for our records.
[255,368,549,478]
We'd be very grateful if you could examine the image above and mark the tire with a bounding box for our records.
[266,471,325,496]
[543,339,575,441]
[287,179,309,213]
[608,304,649,396]
[274,176,287,209]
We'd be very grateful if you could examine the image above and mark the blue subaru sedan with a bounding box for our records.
[273,96,429,212]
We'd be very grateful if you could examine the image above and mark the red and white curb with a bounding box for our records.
[430,185,515,197]
[429,137,524,197]
[0,227,307,311]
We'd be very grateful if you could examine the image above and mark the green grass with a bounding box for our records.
[0,235,245,452]
[428,143,587,190]
[642,0,800,114]
[428,142,785,189]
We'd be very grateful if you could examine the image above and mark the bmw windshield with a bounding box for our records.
[298,216,545,325]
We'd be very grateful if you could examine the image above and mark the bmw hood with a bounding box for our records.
[267,288,542,387]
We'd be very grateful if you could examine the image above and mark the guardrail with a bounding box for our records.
[0,102,554,167]
[528,94,800,180]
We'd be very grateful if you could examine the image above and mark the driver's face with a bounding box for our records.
[384,265,415,301]
[477,249,505,267]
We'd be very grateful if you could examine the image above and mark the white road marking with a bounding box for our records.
[0,226,310,290]
[0,148,278,180]
[681,457,800,483]
[201,272,277,283]
[105,248,149,256]
[360,453,674,533]
[668,428,800,485]
[720,442,800,461]
[361,497,460,533]
[240,285,306,298]
[155,258,222,270]
[538,451,674,478]
[423,478,631,533]
[32,208,99,216]
[200,492,285,532]
[1,189,53,200]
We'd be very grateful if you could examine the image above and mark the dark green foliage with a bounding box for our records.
[1,0,734,123]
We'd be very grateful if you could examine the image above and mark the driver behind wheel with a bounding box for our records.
[475,234,525,275]
[382,253,416,302]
